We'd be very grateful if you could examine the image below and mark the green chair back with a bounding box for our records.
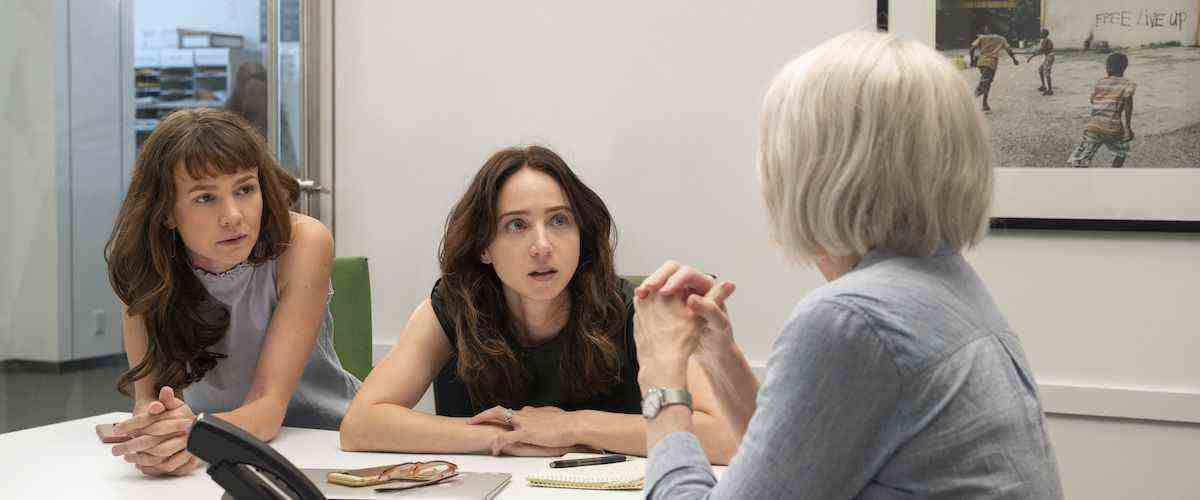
[621,275,647,288]
[330,256,373,381]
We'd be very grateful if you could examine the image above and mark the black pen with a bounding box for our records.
[549,454,627,468]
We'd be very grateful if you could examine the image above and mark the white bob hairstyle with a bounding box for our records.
[758,30,993,262]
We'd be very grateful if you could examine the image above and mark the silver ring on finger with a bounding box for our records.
[502,408,514,425]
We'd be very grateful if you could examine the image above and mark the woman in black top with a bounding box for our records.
[428,278,642,417]
[340,146,737,462]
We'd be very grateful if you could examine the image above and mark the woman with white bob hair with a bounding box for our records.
[632,31,1063,498]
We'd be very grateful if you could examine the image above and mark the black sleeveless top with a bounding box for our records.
[429,278,642,417]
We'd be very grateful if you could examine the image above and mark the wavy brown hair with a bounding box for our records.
[437,146,626,408]
[107,108,299,397]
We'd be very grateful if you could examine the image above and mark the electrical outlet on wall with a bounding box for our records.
[93,309,106,336]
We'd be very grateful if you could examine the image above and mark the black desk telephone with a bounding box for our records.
[187,414,325,500]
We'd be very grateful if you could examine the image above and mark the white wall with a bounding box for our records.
[971,232,1198,391]
[336,2,1199,498]
[890,0,936,45]
[1047,0,1198,49]
[1046,414,1200,499]
[0,0,65,362]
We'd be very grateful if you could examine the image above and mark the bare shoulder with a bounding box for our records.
[395,297,453,359]
[409,298,444,339]
[288,212,333,247]
[276,212,333,287]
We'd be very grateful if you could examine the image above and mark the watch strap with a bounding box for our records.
[657,388,692,410]
[643,387,693,420]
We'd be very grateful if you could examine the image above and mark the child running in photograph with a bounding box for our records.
[969,23,1019,111]
[1026,28,1055,96]
[1067,53,1136,168]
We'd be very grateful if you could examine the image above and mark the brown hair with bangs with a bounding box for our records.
[437,146,626,408]
[106,107,299,397]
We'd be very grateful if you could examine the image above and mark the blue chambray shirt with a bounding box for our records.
[646,248,1063,499]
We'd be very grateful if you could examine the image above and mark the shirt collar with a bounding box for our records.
[852,244,957,272]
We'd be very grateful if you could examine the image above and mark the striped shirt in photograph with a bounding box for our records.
[1085,76,1136,137]
[971,34,1009,69]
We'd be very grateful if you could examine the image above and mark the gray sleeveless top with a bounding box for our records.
[182,260,361,430]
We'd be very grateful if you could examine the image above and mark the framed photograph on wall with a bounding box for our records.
[890,0,1200,231]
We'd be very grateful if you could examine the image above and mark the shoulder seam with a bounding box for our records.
[806,299,905,379]
[910,333,1004,381]
[818,297,1009,381]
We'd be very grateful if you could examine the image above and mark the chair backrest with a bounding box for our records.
[330,257,373,381]
[621,275,647,288]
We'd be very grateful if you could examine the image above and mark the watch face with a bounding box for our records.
[641,390,662,419]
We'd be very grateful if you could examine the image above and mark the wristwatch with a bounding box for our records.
[641,388,693,420]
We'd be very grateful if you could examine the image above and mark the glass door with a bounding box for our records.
[273,0,331,222]
[132,0,329,222]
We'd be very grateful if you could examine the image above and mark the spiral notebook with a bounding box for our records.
[526,454,646,490]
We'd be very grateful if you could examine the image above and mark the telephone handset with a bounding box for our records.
[186,414,325,500]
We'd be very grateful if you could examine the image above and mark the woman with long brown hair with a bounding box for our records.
[104,108,359,476]
[340,146,737,462]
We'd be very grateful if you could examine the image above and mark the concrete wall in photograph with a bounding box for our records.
[1046,0,1198,49]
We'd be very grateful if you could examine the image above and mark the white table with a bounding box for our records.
[2,412,704,499]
